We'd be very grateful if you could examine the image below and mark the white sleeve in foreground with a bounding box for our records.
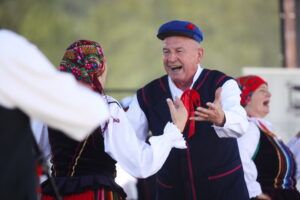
[0,30,109,141]
[104,102,186,178]
[213,79,249,138]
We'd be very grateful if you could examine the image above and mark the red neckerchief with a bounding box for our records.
[180,89,201,138]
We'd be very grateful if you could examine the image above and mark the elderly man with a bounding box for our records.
[127,20,249,200]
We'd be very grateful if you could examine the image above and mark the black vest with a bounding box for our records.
[42,101,126,198]
[137,69,249,200]
[42,120,127,198]
[48,127,116,177]
[253,128,297,190]
[0,106,37,200]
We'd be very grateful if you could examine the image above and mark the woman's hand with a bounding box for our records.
[166,96,188,132]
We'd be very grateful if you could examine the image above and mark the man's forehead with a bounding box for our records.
[162,36,198,48]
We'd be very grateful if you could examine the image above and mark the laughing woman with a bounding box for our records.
[236,75,300,200]
[41,40,188,200]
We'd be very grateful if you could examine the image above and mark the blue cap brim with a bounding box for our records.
[157,21,203,43]
[157,31,195,40]
[157,31,202,43]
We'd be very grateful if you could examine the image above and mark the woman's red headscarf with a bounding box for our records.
[235,75,268,106]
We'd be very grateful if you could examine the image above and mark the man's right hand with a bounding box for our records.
[190,87,225,127]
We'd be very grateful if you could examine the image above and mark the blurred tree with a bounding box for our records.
[0,0,280,100]
[0,0,35,32]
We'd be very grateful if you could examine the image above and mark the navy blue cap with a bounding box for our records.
[157,20,204,43]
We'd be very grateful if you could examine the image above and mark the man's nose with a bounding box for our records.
[168,53,177,62]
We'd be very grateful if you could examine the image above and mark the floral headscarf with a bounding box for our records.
[59,40,106,94]
[235,75,268,106]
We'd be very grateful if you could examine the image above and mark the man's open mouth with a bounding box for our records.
[170,66,182,71]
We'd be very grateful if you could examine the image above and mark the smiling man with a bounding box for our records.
[126,20,250,200]
[162,36,203,92]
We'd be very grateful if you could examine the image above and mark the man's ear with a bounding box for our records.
[197,47,204,63]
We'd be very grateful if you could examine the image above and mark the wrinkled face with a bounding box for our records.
[245,84,271,118]
[162,36,204,90]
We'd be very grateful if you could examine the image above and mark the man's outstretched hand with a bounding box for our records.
[190,87,225,126]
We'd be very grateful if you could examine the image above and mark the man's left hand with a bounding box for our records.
[189,87,225,126]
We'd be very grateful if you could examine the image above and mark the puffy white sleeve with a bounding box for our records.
[0,30,109,141]
[287,136,300,180]
[103,98,186,178]
[237,121,262,198]
[125,95,149,141]
[213,79,249,138]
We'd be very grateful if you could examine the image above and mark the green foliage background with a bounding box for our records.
[0,0,281,100]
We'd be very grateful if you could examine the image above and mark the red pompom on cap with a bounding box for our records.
[186,23,195,30]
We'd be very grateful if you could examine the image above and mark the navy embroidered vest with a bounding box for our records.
[253,128,297,190]
[0,106,37,200]
[137,69,248,200]
[48,127,117,177]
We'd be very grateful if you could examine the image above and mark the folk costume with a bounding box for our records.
[127,66,250,200]
[127,20,249,200]
[41,40,187,200]
[0,30,109,200]
[236,75,300,200]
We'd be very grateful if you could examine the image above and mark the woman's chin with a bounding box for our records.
[262,110,269,118]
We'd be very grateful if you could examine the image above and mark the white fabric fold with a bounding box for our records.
[0,29,109,141]
[32,95,186,179]
[104,96,186,178]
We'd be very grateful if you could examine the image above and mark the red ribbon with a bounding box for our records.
[257,121,277,137]
[180,89,201,138]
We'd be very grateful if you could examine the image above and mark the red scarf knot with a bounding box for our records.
[180,89,201,138]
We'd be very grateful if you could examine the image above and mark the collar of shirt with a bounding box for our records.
[168,65,203,100]
[248,117,274,132]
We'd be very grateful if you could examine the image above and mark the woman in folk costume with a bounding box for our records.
[41,40,188,200]
[236,75,300,200]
